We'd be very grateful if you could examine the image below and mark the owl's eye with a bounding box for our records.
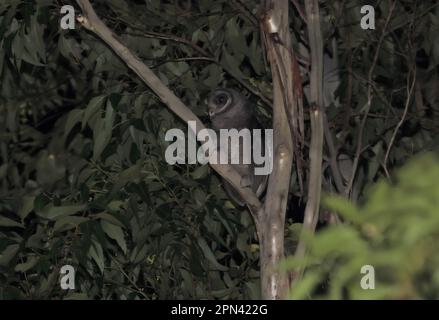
[215,93,229,106]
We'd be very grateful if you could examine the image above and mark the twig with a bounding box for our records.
[290,0,306,22]
[110,256,149,299]
[231,0,259,27]
[119,24,272,106]
[322,112,344,193]
[344,1,396,198]
[383,69,416,172]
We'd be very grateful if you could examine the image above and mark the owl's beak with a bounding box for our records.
[209,110,216,118]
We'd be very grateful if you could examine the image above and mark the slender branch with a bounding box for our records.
[322,112,344,193]
[231,0,259,27]
[290,0,306,22]
[150,57,215,69]
[384,68,416,173]
[344,1,397,198]
[292,0,324,284]
[384,3,417,175]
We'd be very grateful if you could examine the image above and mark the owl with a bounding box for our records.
[207,88,269,206]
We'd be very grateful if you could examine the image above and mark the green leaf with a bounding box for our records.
[93,101,115,159]
[54,216,89,233]
[0,244,19,266]
[191,165,209,180]
[18,195,35,220]
[94,212,125,228]
[64,109,84,140]
[322,193,361,224]
[288,272,322,300]
[88,239,105,274]
[0,216,23,228]
[110,162,142,194]
[37,204,86,220]
[132,245,148,264]
[101,220,127,254]
[225,18,247,57]
[82,95,106,129]
[33,194,51,212]
[221,49,246,80]
[197,237,228,271]
[15,255,39,272]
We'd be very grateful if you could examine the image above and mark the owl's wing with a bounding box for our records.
[251,118,271,198]
[224,118,271,207]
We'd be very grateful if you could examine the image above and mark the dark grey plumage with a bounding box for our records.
[207,88,268,206]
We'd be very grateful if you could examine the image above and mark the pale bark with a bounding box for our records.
[259,0,295,299]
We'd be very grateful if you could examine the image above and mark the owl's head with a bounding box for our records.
[207,89,235,118]
[207,88,252,129]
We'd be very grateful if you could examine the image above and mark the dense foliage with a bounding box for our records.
[286,153,439,299]
[0,0,438,299]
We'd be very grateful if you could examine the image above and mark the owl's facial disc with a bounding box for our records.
[208,90,232,118]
